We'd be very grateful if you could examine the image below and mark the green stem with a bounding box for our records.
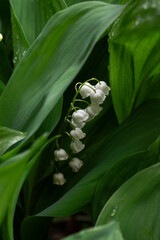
[56,138,60,149]
[74,99,90,105]
[86,77,100,84]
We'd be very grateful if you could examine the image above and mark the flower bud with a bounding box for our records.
[53,173,66,185]
[70,140,85,153]
[71,119,85,129]
[69,158,83,172]
[85,104,102,120]
[54,148,68,161]
[90,89,106,105]
[72,109,89,124]
[70,128,86,140]
[79,82,95,99]
[95,81,111,96]
[0,33,3,42]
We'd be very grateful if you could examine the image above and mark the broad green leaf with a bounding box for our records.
[23,99,160,221]
[96,162,160,240]
[0,2,125,137]
[9,0,68,65]
[63,221,124,240]
[65,0,122,6]
[109,0,160,122]
[0,134,48,240]
[0,126,27,157]
[10,4,30,66]
[92,137,160,222]
[10,0,68,44]
[0,81,5,95]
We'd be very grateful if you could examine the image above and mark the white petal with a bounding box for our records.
[70,140,85,153]
[71,119,86,129]
[69,158,83,172]
[85,104,102,119]
[90,89,106,105]
[95,81,111,96]
[79,83,95,99]
[70,128,86,140]
[72,109,89,123]
[54,149,68,161]
[53,173,66,185]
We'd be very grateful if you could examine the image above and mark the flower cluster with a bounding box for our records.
[53,79,110,186]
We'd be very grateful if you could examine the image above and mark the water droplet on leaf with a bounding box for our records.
[110,206,118,217]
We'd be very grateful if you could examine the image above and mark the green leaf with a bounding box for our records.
[0,134,48,240]
[10,4,30,66]
[109,0,160,122]
[0,2,125,136]
[0,126,27,157]
[10,0,68,44]
[92,137,160,222]
[9,0,68,65]
[24,99,160,220]
[96,162,160,240]
[63,221,124,240]
[0,81,5,95]
[65,0,122,7]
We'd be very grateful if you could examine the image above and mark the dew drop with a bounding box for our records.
[110,206,118,217]
[13,56,18,64]
[22,50,26,56]
[142,3,149,10]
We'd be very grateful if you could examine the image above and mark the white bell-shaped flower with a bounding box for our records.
[85,103,102,120]
[79,82,95,99]
[72,109,89,124]
[90,89,106,105]
[54,148,68,161]
[71,119,86,129]
[53,173,66,185]
[70,128,86,140]
[95,81,111,96]
[69,158,83,172]
[70,140,85,153]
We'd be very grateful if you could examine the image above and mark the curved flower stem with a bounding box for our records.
[65,118,76,129]
[86,77,100,84]
[83,83,96,93]
[71,103,81,112]
[74,99,90,105]
[75,82,83,93]
[54,165,59,173]
[65,131,72,139]
[56,138,60,150]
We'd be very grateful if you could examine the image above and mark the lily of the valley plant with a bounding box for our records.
[0,0,160,240]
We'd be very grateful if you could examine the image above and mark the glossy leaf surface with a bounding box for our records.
[96,163,160,240]
[0,126,27,157]
[30,99,160,217]
[0,2,125,136]
[0,135,48,240]
[63,221,124,240]
[109,0,160,122]
[92,137,160,222]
